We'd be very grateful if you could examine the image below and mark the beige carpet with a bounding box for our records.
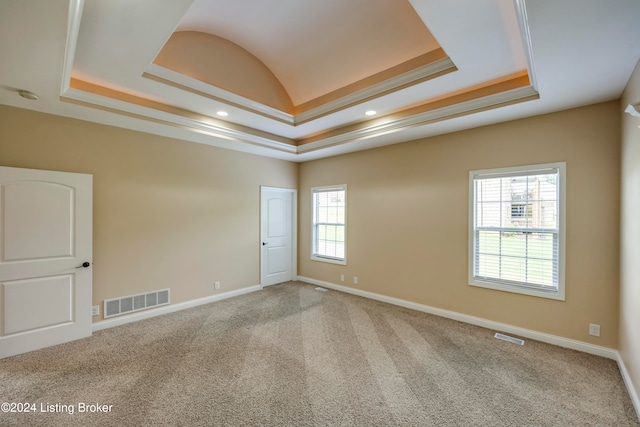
[0,281,638,426]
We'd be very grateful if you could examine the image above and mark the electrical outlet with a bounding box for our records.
[214,281,221,290]
[92,305,99,316]
[340,274,344,282]
[353,276,358,284]
[589,323,600,337]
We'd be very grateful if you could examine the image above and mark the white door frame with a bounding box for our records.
[260,186,297,287]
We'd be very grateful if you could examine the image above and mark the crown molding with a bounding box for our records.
[297,85,539,154]
[513,0,538,91]
[60,87,298,154]
[294,56,456,124]
[144,55,457,127]
[60,78,538,159]
[144,64,296,125]
[60,0,84,94]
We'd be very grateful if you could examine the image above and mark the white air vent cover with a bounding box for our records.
[494,332,525,345]
[104,289,170,318]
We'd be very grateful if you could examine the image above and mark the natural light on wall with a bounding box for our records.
[469,163,566,300]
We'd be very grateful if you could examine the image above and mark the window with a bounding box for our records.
[312,185,346,264]
[469,163,565,300]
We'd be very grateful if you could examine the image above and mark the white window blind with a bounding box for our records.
[469,163,565,300]
[312,185,346,264]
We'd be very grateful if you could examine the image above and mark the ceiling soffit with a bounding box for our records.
[63,0,537,159]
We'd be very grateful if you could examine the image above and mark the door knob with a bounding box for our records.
[262,242,268,246]
[75,262,91,268]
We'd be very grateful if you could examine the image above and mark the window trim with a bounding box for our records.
[311,184,347,265]
[468,162,566,300]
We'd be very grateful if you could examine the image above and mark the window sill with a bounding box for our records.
[469,279,565,301]
[311,255,346,265]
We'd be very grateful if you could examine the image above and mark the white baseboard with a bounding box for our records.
[297,276,618,360]
[617,352,640,420]
[92,285,262,332]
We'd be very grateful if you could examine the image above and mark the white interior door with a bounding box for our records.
[0,166,92,359]
[260,187,296,287]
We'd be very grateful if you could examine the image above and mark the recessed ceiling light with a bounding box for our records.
[216,111,229,117]
[365,110,377,116]
[18,90,38,100]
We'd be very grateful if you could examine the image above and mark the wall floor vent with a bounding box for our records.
[494,333,525,345]
[104,289,170,318]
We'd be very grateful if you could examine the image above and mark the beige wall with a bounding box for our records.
[0,105,298,321]
[0,99,626,351]
[620,59,640,403]
[299,101,621,348]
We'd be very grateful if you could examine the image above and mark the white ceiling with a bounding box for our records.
[1,0,639,163]
[176,0,439,105]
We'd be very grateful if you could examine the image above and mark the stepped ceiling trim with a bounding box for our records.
[57,0,540,159]
[144,47,457,126]
[6,0,635,162]
[62,72,535,155]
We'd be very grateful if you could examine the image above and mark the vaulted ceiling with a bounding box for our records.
[1,0,639,161]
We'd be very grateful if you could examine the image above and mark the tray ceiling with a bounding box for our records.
[1,0,639,161]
